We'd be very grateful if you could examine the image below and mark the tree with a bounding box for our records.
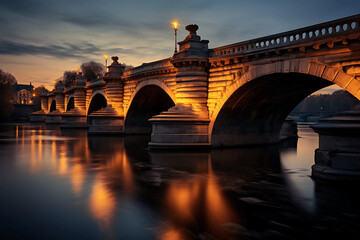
[123,63,134,70]
[32,86,48,111]
[0,69,17,86]
[63,71,77,88]
[80,61,105,81]
[293,90,359,114]
[34,85,46,96]
[0,69,17,120]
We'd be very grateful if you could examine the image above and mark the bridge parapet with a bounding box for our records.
[123,58,173,78]
[212,14,360,58]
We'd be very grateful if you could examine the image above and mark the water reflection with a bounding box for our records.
[157,153,237,239]
[1,124,360,239]
[280,126,318,212]
[71,163,85,196]
[90,172,116,230]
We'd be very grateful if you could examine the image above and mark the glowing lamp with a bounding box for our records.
[104,54,108,68]
[172,21,179,52]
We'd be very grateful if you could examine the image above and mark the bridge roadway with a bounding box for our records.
[31,14,360,149]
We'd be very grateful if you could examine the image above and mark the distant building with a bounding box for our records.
[13,83,34,105]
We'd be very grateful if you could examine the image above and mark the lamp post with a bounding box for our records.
[172,21,178,52]
[104,54,108,68]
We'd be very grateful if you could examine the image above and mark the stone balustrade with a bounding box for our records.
[212,14,360,57]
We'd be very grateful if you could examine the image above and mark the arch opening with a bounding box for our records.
[125,85,175,134]
[66,97,75,112]
[49,100,56,112]
[211,73,332,147]
[87,94,107,115]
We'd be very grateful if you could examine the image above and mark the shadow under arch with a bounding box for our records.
[87,93,107,116]
[211,72,332,147]
[66,96,75,112]
[49,99,56,112]
[124,85,175,134]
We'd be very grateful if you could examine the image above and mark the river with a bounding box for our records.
[0,124,359,240]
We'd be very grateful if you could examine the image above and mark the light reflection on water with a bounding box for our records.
[280,126,318,213]
[0,124,360,239]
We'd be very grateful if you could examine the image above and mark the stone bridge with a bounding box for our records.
[32,14,360,150]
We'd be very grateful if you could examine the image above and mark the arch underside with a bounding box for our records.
[66,97,75,112]
[49,100,56,112]
[87,94,107,115]
[211,73,331,147]
[125,85,175,134]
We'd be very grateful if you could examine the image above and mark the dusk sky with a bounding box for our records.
[1,0,360,90]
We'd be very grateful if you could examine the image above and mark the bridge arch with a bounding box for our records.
[124,80,176,134]
[49,99,56,112]
[210,60,359,147]
[66,94,75,112]
[87,90,107,116]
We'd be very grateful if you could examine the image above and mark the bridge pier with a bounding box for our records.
[87,57,126,134]
[149,25,211,149]
[61,73,87,128]
[45,82,65,124]
[30,89,49,122]
[311,111,360,181]
[149,104,211,148]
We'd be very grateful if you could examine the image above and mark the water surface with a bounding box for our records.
[0,124,360,240]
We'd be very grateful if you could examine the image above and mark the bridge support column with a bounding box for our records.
[61,73,87,128]
[149,24,211,149]
[30,89,49,122]
[88,56,126,134]
[311,111,360,181]
[105,79,124,116]
[46,82,65,124]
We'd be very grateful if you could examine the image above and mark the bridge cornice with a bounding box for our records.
[122,67,176,81]
[86,79,106,89]
[123,58,175,79]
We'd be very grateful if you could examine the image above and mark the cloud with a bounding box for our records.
[0,39,93,59]
[0,39,139,60]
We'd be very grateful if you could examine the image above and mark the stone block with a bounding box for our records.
[176,92,208,98]
[208,92,222,99]
[309,63,325,77]
[274,61,283,73]
[151,133,209,143]
[345,78,360,97]
[290,59,300,72]
[333,71,353,88]
[331,153,360,170]
[314,149,331,165]
[299,61,310,74]
[322,66,339,82]
[283,60,291,72]
[153,123,208,134]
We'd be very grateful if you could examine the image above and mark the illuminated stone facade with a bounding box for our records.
[13,83,34,104]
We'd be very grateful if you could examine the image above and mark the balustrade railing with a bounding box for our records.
[212,14,360,57]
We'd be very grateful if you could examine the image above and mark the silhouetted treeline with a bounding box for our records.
[0,69,17,121]
[292,90,359,113]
